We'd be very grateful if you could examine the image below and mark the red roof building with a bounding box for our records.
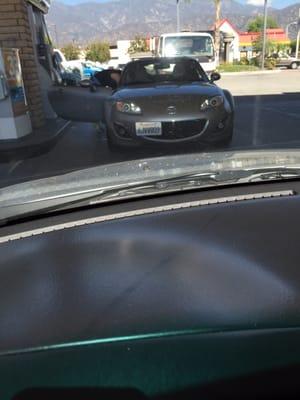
[239,29,290,48]
[216,20,290,61]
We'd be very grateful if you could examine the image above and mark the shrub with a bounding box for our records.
[265,58,277,70]
[239,58,250,66]
[249,57,260,67]
[128,37,149,54]
[86,41,110,63]
[61,43,80,61]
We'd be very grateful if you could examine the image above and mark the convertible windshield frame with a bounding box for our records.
[164,35,214,58]
[120,57,209,86]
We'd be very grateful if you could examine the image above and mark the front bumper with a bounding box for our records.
[106,103,233,147]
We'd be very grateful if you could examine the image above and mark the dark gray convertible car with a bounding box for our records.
[105,57,234,148]
[48,57,234,149]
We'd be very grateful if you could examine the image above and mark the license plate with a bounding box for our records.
[136,122,162,136]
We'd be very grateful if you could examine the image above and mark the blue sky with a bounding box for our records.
[59,0,299,8]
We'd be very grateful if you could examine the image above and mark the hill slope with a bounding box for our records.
[46,0,300,45]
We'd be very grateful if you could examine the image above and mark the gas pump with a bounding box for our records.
[0,48,32,140]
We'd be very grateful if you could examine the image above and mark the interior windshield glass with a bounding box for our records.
[0,0,299,216]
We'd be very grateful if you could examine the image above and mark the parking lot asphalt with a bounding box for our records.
[1,69,300,188]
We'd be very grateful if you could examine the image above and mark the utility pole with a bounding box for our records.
[49,23,59,48]
[214,0,221,65]
[261,0,268,70]
[176,0,180,33]
[54,24,59,48]
[296,8,300,59]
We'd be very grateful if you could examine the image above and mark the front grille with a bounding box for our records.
[114,119,207,141]
[161,119,207,139]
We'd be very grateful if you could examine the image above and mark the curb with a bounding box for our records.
[0,120,71,162]
[220,69,282,76]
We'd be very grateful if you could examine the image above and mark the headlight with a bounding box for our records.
[200,96,224,110]
[116,101,142,114]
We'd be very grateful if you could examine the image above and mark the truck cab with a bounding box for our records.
[158,32,217,74]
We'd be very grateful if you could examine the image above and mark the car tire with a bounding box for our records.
[217,128,233,147]
[204,118,234,148]
[290,62,298,70]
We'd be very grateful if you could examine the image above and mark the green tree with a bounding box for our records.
[61,43,80,61]
[247,16,279,32]
[85,41,110,63]
[252,33,278,68]
[253,33,276,55]
[128,37,149,54]
[276,43,291,54]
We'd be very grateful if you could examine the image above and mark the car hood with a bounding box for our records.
[114,82,222,100]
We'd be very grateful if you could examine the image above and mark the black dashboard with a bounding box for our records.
[1,180,300,399]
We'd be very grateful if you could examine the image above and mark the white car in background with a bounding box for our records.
[53,49,104,78]
[273,53,300,70]
[53,49,81,70]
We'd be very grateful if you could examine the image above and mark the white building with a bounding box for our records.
[109,40,131,68]
[216,19,240,63]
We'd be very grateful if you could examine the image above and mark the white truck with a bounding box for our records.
[157,32,218,74]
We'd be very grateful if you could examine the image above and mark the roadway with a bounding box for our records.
[0,69,300,188]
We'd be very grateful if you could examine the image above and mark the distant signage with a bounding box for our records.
[2,48,28,117]
[26,0,50,13]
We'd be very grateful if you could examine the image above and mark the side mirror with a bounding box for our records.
[210,72,221,82]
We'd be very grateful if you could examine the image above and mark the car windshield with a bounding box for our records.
[121,59,207,85]
[164,36,214,57]
[0,0,300,220]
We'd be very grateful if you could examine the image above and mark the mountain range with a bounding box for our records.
[46,0,300,46]
[55,0,298,7]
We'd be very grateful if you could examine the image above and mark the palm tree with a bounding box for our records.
[180,0,222,58]
[214,0,221,61]
[177,0,191,31]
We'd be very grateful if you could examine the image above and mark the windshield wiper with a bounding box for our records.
[245,169,300,182]
[1,166,300,226]
[0,172,219,225]
[89,172,220,204]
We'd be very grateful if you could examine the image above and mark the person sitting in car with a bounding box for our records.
[91,69,121,90]
[172,61,201,82]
